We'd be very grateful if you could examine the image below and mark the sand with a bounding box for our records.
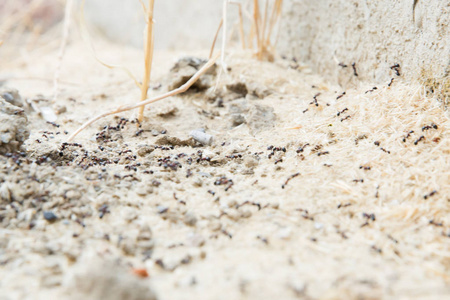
[0,37,449,300]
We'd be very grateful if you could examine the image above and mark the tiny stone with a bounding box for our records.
[189,129,213,146]
[314,222,324,230]
[244,156,259,168]
[121,207,137,221]
[135,183,154,196]
[197,172,211,178]
[209,220,222,231]
[43,211,58,222]
[240,209,252,218]
[156,206,169,214]
[193,178,203,187]
[226,199,237,207]
[66,190,82,200]
[226,210,240,221]
[278,227,292,239]
[183,212,197,226]
[1,88,23,107]
[137,144,155,157]
[54,105,67,115]
[187,233,205,247]
[2,93,14,103]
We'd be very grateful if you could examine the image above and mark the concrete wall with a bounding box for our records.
[85,0,449,85]
[279,0,450,85]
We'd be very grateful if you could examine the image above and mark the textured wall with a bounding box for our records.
[279,0,450,85]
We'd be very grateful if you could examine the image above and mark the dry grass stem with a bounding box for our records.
[253,0,283,61]
[209,19,223,59]
[67,53,220,142]
[212,0,283,62]
[0,0,44,39]
[233,2,246,49]
[221,0,229,72]
[138,0,155,123]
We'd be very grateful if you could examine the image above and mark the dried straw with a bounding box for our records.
[68,53,220,142]
[138,0,156,123]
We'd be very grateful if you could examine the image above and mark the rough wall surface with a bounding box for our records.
[279,0,450,85]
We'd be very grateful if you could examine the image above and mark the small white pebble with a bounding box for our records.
[189,129,213,145]
[314,222,324,230]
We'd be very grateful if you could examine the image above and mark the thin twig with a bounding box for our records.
[253,0,262,60]
[209,19,223,59]
[266,0,283,46]
[230,1,246,49]
[67,54,220,142]
[138,0,155,123]
[261,0,269,50]
[221,0,229,71]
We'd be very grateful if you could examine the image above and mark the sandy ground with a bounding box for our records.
[0,38,449,300]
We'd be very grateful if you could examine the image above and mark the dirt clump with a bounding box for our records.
[1,88,24,107]
[0,93,29,154]
[168,56,217,92]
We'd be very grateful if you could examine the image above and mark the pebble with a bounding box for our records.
[244,156,259,168]
[240,209,252,218]
[156,205,169,214]
[137,144,155,157]
[43,211,58,222]
[314,222,324,230]
[121,207,137,221]
[189,129,214,146]
[193,178,203,187]
[208,220,222,231]
[65,190,82,200]
[183,212,197,226]
[187,233,205,247]
[54,104,67,115]
[197,172,211,178]
[1,88,23,107]
[135,183,154,196]
[278,227,292,239]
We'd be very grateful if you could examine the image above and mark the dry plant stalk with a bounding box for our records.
[71,0,220,141]
[251,0,283,61]
[209,19,224,59]
[80,0,155,121]
[0,0,44,40]
[211,0,283,62]
[68,54,220,142]
[138,0,155,123]
[209,1,246,60]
